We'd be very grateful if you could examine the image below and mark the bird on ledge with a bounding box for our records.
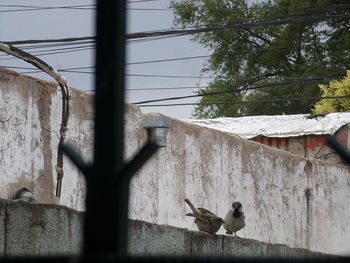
[184,198,225,235]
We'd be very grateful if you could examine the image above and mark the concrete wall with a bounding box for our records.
[1,68,350,255]
[0,199,335,258]
[131,116,350,255]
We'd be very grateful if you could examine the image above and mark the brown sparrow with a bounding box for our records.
[184,198,225,234]
[223,201,245,236]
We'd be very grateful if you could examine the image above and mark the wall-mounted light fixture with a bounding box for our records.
[143,115,171,147]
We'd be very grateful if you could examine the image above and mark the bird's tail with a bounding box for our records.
[184,198,198,214]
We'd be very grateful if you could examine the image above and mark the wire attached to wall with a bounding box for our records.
[0,41,70,199]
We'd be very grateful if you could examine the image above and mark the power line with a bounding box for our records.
[87,86,205,92]
[128,0,161,3]
[3,44,93,55]
[3,66,345,97]
[127,38,349,65]
[127,86,204,91]
[4,9,350,45]
[125,73,214,78]
[2,3,349,13]
[20,69,215,79]
[134,74,346,104]
[1,42,95,59]
[7,65,215,78]
[2,37,348,64]
[0,46,94,60]
[0,5,174,12]
[127,12,350,40]
[138,95,350,107]
[0,4,95,12]
[4,37,95,46]
[4,65,346,83]
[4,38,347,63]
[169,4,350,29]
[13,40,95,50]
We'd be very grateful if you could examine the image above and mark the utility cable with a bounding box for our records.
[138,95,350,107]
[0,41,70,198]
[0,4,95,12]
[127,12,350,40]
[2,38,348,65]
[134,74,346,104]
[4,10,350,45]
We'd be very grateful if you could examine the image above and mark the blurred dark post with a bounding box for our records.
[84,0,127,258]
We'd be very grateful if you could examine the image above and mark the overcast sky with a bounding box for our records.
[0,0,213,119]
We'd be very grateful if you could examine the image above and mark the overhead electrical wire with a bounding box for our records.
[0,1,180,13]
[1,3,349,12]
[13,41,95,50]
[127,39,349,65]
[10,66,344,106]
[0,4,95,12]
[16,68,216,79]
[0,43,95,60]
[128,4,350,11]
[0,46,94,60]
[138,95,350,107]
[1,37,348,64]
[128,0,161,3]
[126,10,350,40]
[4,7,350,46]
[3,64,346,84]
[133,74,346,104]
[4,36,94,46]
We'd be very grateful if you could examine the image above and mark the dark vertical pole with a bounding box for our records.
[84,1,127,258]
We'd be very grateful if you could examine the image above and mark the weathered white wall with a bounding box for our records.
[129,117,350,255]
[0,68,91,210]
[1,67,350,255]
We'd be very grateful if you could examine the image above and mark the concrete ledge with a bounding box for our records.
[128,219,333,258]
[1,199,83,255]
[0,199,338,258]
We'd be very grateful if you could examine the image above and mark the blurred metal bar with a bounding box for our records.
[327,136,350,165]
[61,143,90,176]
[84,0,127,257]
[119,141,158,183]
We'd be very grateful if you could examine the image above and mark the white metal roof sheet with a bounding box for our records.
[184,113,350,139]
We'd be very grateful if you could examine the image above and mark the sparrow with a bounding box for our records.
[223,201,245,236]
[184,198,225,234]
[12,188,38,203]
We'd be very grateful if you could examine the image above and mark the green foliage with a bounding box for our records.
[170,0,350,117]
[312,71,350,113]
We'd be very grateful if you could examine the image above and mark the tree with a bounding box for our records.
[170,0,350,118]
[312,71,350,113]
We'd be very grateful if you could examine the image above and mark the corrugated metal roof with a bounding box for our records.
[184,113,350,139]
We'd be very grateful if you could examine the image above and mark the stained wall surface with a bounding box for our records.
[1,68,350,255]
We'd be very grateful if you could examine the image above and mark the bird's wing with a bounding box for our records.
[195,215,211,224]
[197,207,217,216]
[186,213,209,224]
